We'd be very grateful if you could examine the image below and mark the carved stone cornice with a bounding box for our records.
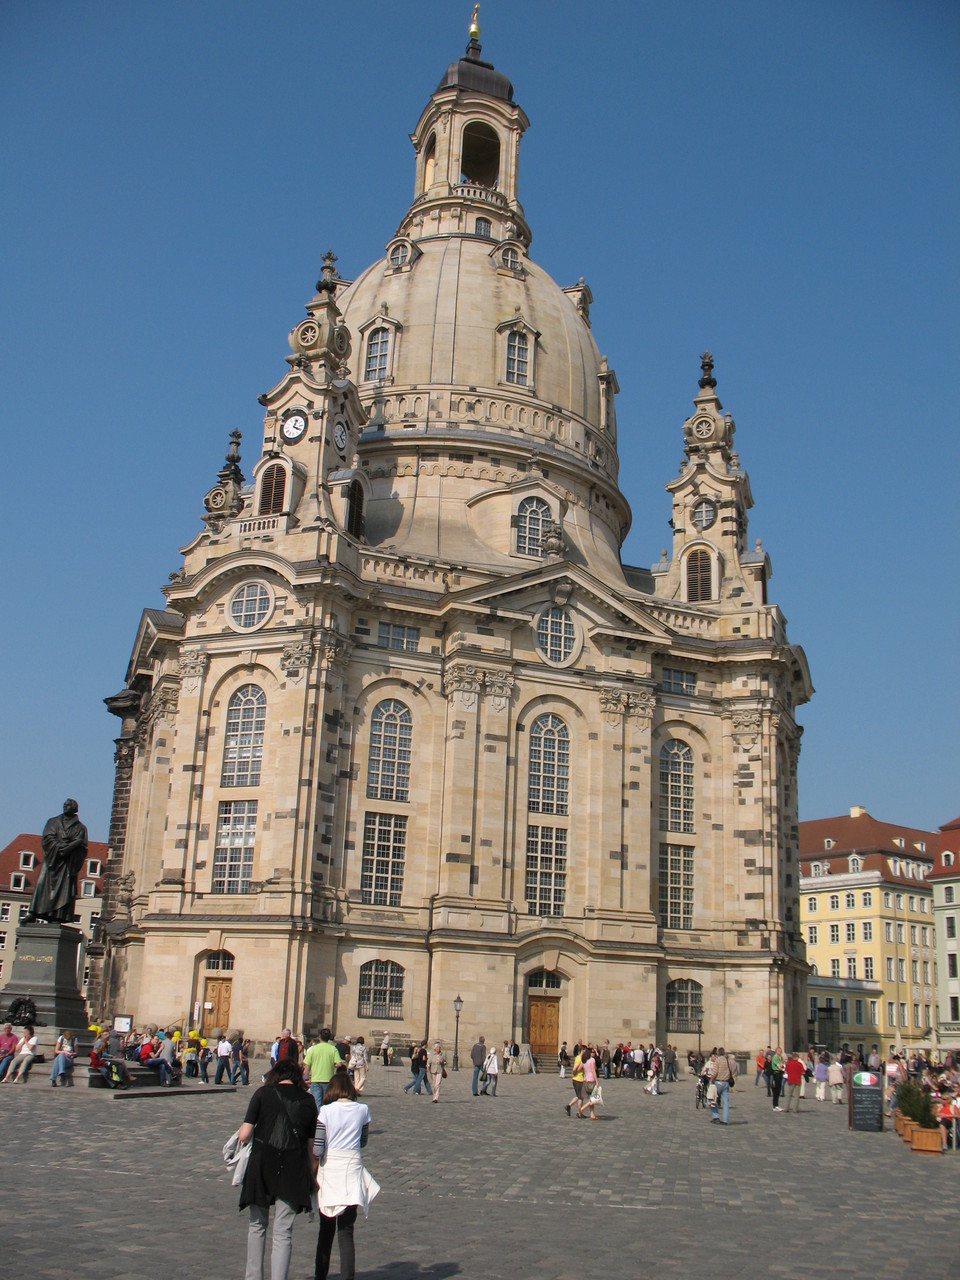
[628,688,656,720]
[599,689,628,724]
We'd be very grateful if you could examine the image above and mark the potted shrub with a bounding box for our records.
[910,1090,942,1155]
[898,1081,921,1143]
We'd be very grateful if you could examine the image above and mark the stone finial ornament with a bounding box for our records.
[698,351,717,390]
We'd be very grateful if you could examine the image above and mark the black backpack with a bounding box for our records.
[264,1087,302,1151]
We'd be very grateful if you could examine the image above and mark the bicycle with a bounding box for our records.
[695,1073,709,1109]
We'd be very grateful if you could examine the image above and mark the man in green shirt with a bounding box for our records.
[304,1027,341,1106]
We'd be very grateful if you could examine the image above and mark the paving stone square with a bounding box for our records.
[1,1061,957,1277]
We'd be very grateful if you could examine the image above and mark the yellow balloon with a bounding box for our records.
[172,1031,180,1041]
[200,1038,208,1046]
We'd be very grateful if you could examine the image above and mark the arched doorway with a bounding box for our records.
[525,968,562,1058]
[200,949,234,1035]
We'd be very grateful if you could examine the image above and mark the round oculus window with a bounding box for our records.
[389,243,408,268]
[692,498,717,531]
[694,417,713,439]
[535,606,577,665]
[230,581,272,631]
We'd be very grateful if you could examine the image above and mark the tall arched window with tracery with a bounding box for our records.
[258,464,286,516]
[367,701,412,802]
[659,740,693,833]
[516,496,550,557]
[658,739,694,930]
[686,548,713,602]
[221,685,266,787]
[525,713,569,916]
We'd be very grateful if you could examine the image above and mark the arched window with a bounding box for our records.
[423,132,436,189]
[205,949,235,971]
[528,714,569,815]
[516,496,550,556]
[367,700,412,802]
[258,463,286,516]
[526,713,569,917]
[686,548,713,602]
[346,479,364,539]
[221,685,266,787]
[535,607,576,664]
[506,330,528,384]
[526,969,561,990]
[659,740,693,833]
[665,979,702,1031]
[358,959,404,1018]
[364,327,389,381]
[460,121,500,188]
[475,216,492,238]
[388,243,408,268]
[502,246,519,271]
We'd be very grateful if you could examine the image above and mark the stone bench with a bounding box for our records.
[88,1063,181,1089]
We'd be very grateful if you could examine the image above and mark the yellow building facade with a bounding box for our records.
[800,808,937,1054]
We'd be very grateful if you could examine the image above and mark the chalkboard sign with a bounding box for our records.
[850,1070,884,1132]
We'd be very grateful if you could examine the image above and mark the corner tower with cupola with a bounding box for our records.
[93,14,812,1058]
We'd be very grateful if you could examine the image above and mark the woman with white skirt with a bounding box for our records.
[314,1068,380,1280]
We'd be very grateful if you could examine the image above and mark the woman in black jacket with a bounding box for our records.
[237,1057,319,1280]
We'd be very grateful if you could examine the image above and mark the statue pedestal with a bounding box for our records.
[3,923,89,1050]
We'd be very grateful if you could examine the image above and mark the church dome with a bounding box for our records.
[337,236,606,440]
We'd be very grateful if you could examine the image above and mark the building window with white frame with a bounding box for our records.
[845,892,855,909]
[830,959,841,977]
[525,826,567,917]
[662,668,696,696]
[364,327,389,381]
[0,904,8,922]
[535,607,576,664]
[847,958,857,978]
[862,890,872,907]
[81,881,97,898]
[659,740,694,834]
[807,925,818,945]
[212,801,257,894]
[506,330,528,385]
[526,714,569,917]
[830,924,840,943]
[846,922,856,943]
[885,922,893,943]
[221,685,266,788]
[840,997,849,1023]
[358,959,404,1018]
[367,700,412,803]
[807,896,817,913]
[377,622,419,652]
[864,956,874,979]
[0,931,5,948]
[10,874,24,892]
[863,921,873,942]
[659,843,694,930]
[360,813,406,906]
[829,894,839,910]
[19,851,35,870]
[886,957,894,981]
[899,1002,907,1027]
[516,496,550,557]
[855,998,864,1025]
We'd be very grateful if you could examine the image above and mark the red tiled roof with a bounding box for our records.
[799,811,937,859]
[927,816,960,880]
[0,832,109,897]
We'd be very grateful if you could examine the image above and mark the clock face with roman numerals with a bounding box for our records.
[333,420,347,453]
[280,409,308,444]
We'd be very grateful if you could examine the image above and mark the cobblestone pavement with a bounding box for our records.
[2,1061,958,1277]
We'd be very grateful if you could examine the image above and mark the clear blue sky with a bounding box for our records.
[1,1,957,841]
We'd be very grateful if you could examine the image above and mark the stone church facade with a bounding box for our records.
[90,27,812,1056]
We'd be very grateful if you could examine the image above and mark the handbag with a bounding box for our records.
[707,1082,718,1105]
[441,1067,448,1078]
[223,1129,252,1187]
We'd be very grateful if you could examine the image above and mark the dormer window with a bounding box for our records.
[849,856,861,872]
[824,838,835,850]
[88,859,102,877]
[944,852,955,867]
[364,327,389,381]
[10,873,25,892]
[502,246,519,271]
[18,851,35,871]
[389,243,408,268]
[258,463,286,516]
[506,331,528,385]
[516,496,550,557]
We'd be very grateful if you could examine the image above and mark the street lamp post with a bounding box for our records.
[453,994,463,1071]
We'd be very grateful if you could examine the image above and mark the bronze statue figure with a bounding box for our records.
[24,799,88,924]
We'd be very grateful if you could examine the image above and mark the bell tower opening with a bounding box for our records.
[460,122,500,188]
[423,132,436,190]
